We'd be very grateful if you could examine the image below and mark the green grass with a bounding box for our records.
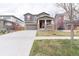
[0,32,5,35]
[30,39,79,56]
[36,30,79,36]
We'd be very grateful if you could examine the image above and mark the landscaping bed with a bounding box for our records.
[30,39,79,56]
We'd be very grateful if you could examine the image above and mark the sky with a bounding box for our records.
[0,0,79,21]
[0,3,65,20]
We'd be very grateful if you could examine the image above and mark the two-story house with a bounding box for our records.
[24,12,54,31]
[54,14,64,30]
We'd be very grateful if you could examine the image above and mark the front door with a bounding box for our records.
[39,20,45,29]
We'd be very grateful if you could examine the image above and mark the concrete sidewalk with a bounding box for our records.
[0,30,36,56]
[35,36,79,40]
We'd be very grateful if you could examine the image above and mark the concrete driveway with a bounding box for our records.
[0,30,36,56]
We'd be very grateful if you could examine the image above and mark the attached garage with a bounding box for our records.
[26,23,37,30]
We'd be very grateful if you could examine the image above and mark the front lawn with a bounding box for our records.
[30,39,79,56]
[36,30,79,36]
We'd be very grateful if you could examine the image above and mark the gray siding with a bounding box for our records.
[24,13,37,30]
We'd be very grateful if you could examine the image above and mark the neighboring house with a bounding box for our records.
[54,14,64,30]
[64,20,79,30]
[0,19,16,33]
[63,12,79,30]
[0,15,24,32]
[0,15,24,25]
[24,12,54,30]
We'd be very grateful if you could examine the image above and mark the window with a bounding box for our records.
[5,22,12,26]
[27,15,30,19]
[27,15,32,20]
[3,16,11,19]
[47,20,51,25]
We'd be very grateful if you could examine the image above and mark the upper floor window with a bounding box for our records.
[27,15,32,20]
[27,15,30,19]
[0,16,11,19]
[3,17,11,19]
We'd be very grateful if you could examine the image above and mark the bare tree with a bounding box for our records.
[56,3,79,55]
[56,3,74,39]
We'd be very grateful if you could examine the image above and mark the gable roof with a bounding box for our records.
[24,12,50,16]
[37,16,54,20]
[24,13,32,16]
[37,12,49,16]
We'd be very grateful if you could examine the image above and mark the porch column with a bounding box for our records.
[51,20,54,31]
[37,20,39,30]
[45,20,47,30]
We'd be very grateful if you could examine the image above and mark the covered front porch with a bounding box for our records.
[37,16,54,31]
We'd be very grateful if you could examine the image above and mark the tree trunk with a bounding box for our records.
[70,3,74,55]
[71,24,74,40]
